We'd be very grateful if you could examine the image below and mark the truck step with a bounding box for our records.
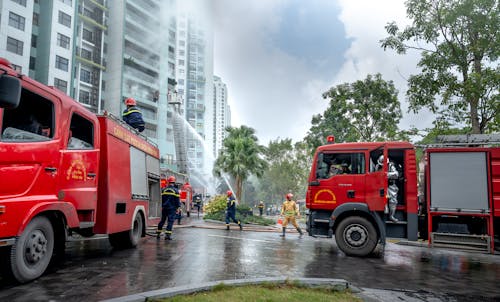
[431,232,490,253]
[384,220,407,225]
[313,219,330,223]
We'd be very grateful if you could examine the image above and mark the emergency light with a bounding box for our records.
[326,135,335,144]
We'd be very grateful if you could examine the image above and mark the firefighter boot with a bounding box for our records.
[280,227,286,237]
[226,224,230,230]
[389,204,398,222]
[165,231,172,240]
[238,221,243,231]
[156,230,162,239]
[297,227,304,238]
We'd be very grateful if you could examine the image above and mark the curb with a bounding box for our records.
[100,277,351,302]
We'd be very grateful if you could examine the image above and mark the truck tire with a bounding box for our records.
[127,212,143,248]
[335,216,377,257]
[109,212,143,249]
[10,216,54,283]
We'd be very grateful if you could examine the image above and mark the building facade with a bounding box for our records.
[0,0,106,114]
[212,75,231,157]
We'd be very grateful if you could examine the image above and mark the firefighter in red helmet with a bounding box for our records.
[225,190,242,230]
[280,193,303,237]
[156,176,181,240]
[122,97,145,132]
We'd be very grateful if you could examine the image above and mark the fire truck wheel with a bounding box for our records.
[109,212,143,249]
[127,212,144,247]
[10,216,54,283]
[335,216,377,257]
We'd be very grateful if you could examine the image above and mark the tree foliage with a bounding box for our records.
[304,73,403,150]
[255,139,312,206]
[381,0,499,134]
[213,125,268,202]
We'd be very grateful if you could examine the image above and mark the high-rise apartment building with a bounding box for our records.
[105,0,163,139]
[212,75,231,157]
[0,0,106,114]
[175,1,214,182]
[73,0,107,113]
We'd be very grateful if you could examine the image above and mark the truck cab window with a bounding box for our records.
[67,113,94,150]
[316,152,365,179]
[1,88,54,142]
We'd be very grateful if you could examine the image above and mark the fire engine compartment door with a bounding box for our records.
[130,146,148,200]
[429,151,489,212]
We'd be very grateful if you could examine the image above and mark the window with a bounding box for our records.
[68,113,94,150]
[80,48,91,60]
[9,12,25,31]
[57,33,70,49]
[82,28,93,43]
[11,0,27,7]
[29,56,36,70]
[31,34,37,47]
[80,68,91,83]
[79,90,90,105]
[7,37,23,55]
[54,78,67,93]
[1,88,54,142]
[55,55,69,71]
[316,152,366,179]
[58,11,71,27]
[33,12,39,26]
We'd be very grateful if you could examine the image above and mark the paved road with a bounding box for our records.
[1,220,499,301]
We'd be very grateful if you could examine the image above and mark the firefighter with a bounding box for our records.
[280,193,303,237]
[122,97,145,132]
[258,201,265,216]
[340,162,351,174]
[377,155,400,222]
[156,176,181,240]
[225,190,242,230]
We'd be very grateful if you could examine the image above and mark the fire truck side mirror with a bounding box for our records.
[0,74,21,109]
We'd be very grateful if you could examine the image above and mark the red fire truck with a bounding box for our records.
[0,58,161,283]
[306,135,500,256]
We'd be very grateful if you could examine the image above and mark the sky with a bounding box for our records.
[213,0,433,145]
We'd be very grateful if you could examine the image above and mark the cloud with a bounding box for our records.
[213,0,433,145]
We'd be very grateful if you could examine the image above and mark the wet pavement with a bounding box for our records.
[1,217,500,301]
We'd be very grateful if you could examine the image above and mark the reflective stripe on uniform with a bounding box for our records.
[123,109,141,116]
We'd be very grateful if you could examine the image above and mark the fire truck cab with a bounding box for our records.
[306,139,418,256]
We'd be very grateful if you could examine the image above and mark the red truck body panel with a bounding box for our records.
[95,116,159,234]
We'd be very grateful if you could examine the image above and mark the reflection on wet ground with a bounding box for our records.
[0,227,499,301]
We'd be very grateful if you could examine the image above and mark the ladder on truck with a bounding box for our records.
[427,134,500,253]
[168,92,188,174]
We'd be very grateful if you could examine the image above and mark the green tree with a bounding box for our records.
[305,73,403,150]
[256,139,311,204]
[381,0,499,134]
[213,125,268,202]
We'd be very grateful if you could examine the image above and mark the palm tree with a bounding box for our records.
[213,125,268,202]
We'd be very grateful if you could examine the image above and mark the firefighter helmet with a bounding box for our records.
[286,193,293,200]
[227,190,233,196]
[167,176,176,183]
[125,97,136,106]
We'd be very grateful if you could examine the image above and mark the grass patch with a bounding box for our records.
[149,283,360,302]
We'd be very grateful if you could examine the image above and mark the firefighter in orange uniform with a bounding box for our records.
[280,193,303,237]
[156,176,181,240]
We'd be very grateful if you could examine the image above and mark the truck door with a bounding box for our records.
[309,151,366,209]
[59,112,99,228]
[365,146,388,211]
[0,85,60,199]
